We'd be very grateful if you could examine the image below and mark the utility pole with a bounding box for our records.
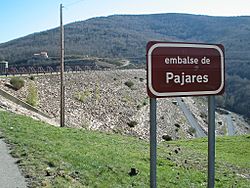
[60,3,65,127]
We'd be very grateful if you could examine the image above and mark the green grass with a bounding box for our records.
[74,90,91,103]
[172,136,250,168]
[0,111,249,187]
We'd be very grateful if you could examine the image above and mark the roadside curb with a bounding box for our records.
[0,88,51,119]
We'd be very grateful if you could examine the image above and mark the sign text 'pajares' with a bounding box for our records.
[147,42,225,97]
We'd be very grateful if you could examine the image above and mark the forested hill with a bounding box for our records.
[0,13,250,118]
[1,13,250,63]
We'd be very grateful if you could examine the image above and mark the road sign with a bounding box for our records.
[147,42,225,98]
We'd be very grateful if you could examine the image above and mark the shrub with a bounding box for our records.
[142,100,147,106]
[188,127,196,135]
[174,123,181,128]
[137,99,148,110]
[26,82,38,106]
[95,85,100,102]
[75,90,91,102]
[124,81,134,88]
[127,121,138,128]
[162,135,172,141]
[200,112,207,119]
[29,76,35,80]
[10,77,25,90]
[139,78,144,82]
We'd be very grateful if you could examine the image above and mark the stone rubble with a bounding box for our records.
[0,69,249,141]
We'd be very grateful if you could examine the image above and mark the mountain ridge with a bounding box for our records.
[0,13,250,118]
[1,13,250,62]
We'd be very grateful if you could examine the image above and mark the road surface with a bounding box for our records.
[226,115,235,136]
[0,137,27,188]
[176,97,206,137]
[119,60,130,68]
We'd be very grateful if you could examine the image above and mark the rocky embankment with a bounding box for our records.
[0,70,249,140]
[183,97,249,135]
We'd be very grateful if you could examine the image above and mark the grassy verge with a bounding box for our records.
[0,111,249,187]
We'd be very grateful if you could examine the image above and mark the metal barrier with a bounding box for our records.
[0,64,101,76]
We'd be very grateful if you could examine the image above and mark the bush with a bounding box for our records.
[162,135,172,141]
[136,105,141,110]
[10,77,25,90]
[139,78,144,82]
[136,99,148,110]
[29,75,35,80]
[75,90,91,102]
[174,123,181,128]
[26,82,38,106]
[188,127,196,135]
[200,112,207,119]
[142,100,147,106]
[127,121,138,128]
[124,81,134,88]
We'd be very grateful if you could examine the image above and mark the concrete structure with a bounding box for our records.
[0,61,8,75]
[33,52,48,58]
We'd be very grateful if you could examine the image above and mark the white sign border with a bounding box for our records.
[147,43,224,97]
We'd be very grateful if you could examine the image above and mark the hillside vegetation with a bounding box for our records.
[1,14,250,62]
[0,13,250,117]
[0,110,249,187]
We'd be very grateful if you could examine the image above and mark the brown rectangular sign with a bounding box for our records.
[147,41,225,97]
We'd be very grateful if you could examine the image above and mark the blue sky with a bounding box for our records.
[1,0,250,43]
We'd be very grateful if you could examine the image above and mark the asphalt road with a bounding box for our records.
[226,115,235,136]
[0,137,27,188]
[176,97,206,137]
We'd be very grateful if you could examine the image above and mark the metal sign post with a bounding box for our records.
[150,98,157,188]
[208,95,216,188]
[146,41,224,188]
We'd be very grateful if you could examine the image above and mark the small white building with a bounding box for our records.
[0,60,8,74]
[33,51,48,58]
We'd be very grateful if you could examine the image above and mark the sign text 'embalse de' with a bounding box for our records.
[147,42,225,97]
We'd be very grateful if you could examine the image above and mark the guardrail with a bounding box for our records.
[0,65,101,76]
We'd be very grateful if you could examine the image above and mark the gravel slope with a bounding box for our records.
[0,70,249,141]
